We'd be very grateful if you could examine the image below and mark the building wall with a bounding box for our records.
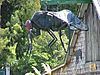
[85,3,100,62]
[66,3,100,75]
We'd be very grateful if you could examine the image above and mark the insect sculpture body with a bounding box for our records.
[25,9,88,53]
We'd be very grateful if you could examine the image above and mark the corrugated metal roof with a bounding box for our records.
[41,0,92,5]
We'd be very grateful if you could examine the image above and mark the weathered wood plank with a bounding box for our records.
[97,14,100,60]
[93,6,99,61]
[86,4,92,62]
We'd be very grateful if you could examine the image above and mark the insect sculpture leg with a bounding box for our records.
[47,30,57,48]
[26,29,33,56]
[59,30,67,53]
[67,26,71,55]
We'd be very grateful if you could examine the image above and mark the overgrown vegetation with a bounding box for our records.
[0,0,80,74]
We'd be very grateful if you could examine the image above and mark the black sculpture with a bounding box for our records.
[25,10,88,53]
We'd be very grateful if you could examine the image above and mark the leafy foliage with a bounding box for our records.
[0,0,80,74]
